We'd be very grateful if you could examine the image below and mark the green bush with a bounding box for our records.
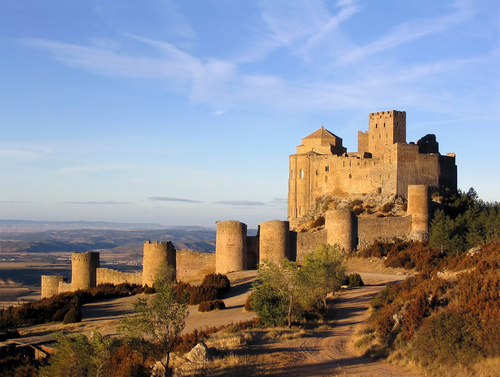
[244,294,253,311]
[411,309,482,366]
[250,281,288,327]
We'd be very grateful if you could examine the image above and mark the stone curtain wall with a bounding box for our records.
[176,249,215,283]
[358,216,412,249]
[295,229,327,261]
[96,268,142,286]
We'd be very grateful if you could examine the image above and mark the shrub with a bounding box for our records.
[62,307,82,324]
[411,309,482,366]
[344,273,364,287]
[189,285,219,305]
[250,281,289,327]
[353,205,364,216]
[381,202,394,213]
[201,273,231,295]
[198,300,225,312]
[143,286,155,294]
[351,199,363,207]
[244,294,253,311]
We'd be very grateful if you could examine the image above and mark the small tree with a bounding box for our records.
[39,331,118,377]
[119,274,188,371]
[300,244,347,309]
[252,259,303,327]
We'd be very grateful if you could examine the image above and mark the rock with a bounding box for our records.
[186,342,210,363]
[467,246,482,257]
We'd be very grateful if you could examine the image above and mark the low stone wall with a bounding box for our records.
[176,250,215,283]
[58,281,72,294]
[96,268,142,286]
[358,215,412,249]
[296,229,328,261]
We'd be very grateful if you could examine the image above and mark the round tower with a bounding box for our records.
[41,275,66,299]
[407,185,429,240]
[259,220,290,265]
[325,209,358,252]
[71,252,100,291]
[216,221,247,274]
[142,241,176,287]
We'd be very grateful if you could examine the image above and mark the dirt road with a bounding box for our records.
[244,276,422,376]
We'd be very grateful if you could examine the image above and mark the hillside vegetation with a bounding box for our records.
[356,189,500,376]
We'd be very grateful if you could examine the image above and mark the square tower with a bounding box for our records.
[366,110,406,158]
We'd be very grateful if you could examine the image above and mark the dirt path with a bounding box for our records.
[228,272,422,377]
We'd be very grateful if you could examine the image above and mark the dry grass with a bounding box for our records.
[171,326,311,376]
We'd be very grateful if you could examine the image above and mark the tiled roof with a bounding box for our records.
[304,126,340,140]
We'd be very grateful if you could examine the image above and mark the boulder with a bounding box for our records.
[186,342,210,363]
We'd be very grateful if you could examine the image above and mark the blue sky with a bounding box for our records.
[1,0,498,228]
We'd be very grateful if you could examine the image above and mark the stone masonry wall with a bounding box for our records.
[295,229,327,262]
[176,249,215,283]
[358,216,412,249]
[96,268,142,286]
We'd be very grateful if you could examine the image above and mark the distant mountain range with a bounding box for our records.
[0,220,218,253]
[0,219,181,231]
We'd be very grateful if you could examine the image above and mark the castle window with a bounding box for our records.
[384,123,386,128]
[325,166,329,172]
[349,174,352,179]
[300,169,304,179]
[342,161,345,167]
[376,124,378,128]
[315,170,319,175]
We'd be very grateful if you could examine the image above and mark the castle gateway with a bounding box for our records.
[288,110,457,222]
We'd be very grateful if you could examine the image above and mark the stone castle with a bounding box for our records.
[289,110,456,222]
[41,110,457,298]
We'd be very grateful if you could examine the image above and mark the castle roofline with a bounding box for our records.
[304,126,340,140]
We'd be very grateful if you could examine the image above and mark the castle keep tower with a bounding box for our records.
[216,221,247,274]
[259,220,290,264]
[358,110,406,158]
[325,209,358,252]
[142,241,176,287]
[71,251,100,291]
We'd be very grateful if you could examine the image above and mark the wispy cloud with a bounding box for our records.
[19,0,492,119]
[270,198,287,205]
[148,197,202,203]
[0,148,51,162]
[338,0,474,64]
[214,200,267,206]
[63,201,129,205]
[58,165,132,174]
